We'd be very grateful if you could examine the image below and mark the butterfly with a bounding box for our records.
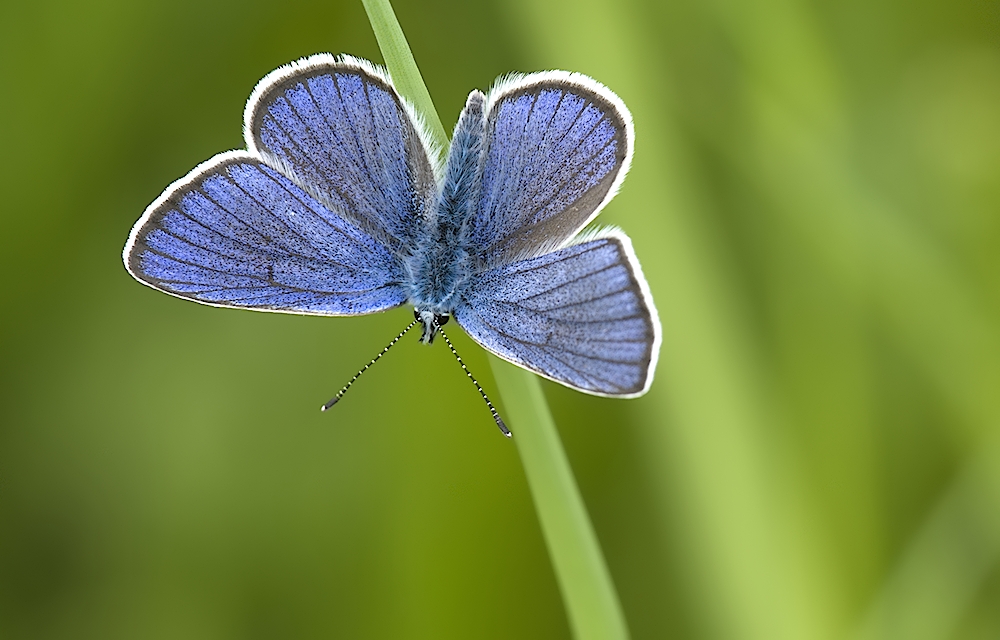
[123,54,661,436]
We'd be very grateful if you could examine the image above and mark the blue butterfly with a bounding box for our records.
[123,54,661,435]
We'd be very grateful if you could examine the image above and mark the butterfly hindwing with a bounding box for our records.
[455,231,659,396]
[124,152,408,316]
[467,72,633,269]
[246,54,439,252]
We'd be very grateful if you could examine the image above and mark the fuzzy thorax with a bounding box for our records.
[405,90,485,328]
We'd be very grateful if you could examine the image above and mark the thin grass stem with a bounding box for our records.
[360,1,630,637]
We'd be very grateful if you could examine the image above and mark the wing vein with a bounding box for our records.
[142,246,267,280]
[166,203,275,255]
[300,78,379,221]
[485,122,614,255]
[464,303,626,389]
[155,226,354,272]
[211,282,396,302]
[463,296,645,362]
[257,165,376,256]
[519,284,633,312]
[508,89,568,227]
[333,74,384,221]
[265,109,371,230]
[227,171,325,256]
[514,263,619,302]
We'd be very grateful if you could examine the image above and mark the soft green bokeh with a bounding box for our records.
[1,0,998,638]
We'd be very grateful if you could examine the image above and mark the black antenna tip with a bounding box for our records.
[321,397,340,412]
[435,323,511,438]
[495,415,512,438]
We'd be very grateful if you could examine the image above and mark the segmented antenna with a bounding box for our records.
[435,323,511,437]
[322,320,418,411]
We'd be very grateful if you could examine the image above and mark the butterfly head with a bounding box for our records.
[415,308,449,344]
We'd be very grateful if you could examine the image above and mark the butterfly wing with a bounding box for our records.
[455,231,660,396]
[125,54,442,315]
[457,72,656,394]
[124,152,407,315]
[246,54,440,251]
[468,72,633,268]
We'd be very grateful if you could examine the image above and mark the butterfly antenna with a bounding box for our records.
[435,323,511,437]
[322,320,418,411]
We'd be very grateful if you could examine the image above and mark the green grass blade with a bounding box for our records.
[361,0,448,155]
[500,1,819,638]
[360,1,630,638]
[491,357,630,640]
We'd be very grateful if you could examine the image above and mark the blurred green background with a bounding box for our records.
[2,0,999,638]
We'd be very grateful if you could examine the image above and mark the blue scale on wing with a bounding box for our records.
[286,77,382,214]
[251,66,436,250]
[307,74,412,236]
[480,91,561,244]
[503,92,586,224]
[129,155,408,316]
[526,120,617,225]
[139,252,264,289]
[480,91,578,240]
[475,94,533,252]
[456,238,655,395]
[257,100,390,249]
[457,308,620,393]
[471,83,626,267]
[257,91,369,224]
[232,163,393,268]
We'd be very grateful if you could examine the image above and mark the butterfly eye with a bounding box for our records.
[434,314,450,327]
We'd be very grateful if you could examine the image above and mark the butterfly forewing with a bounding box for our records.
[469,73,633,269]
[124,152,408,315]
[456,232,659,397]
[246,54,439,252]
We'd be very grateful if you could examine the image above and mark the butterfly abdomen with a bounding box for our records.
[405,90,485,314]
